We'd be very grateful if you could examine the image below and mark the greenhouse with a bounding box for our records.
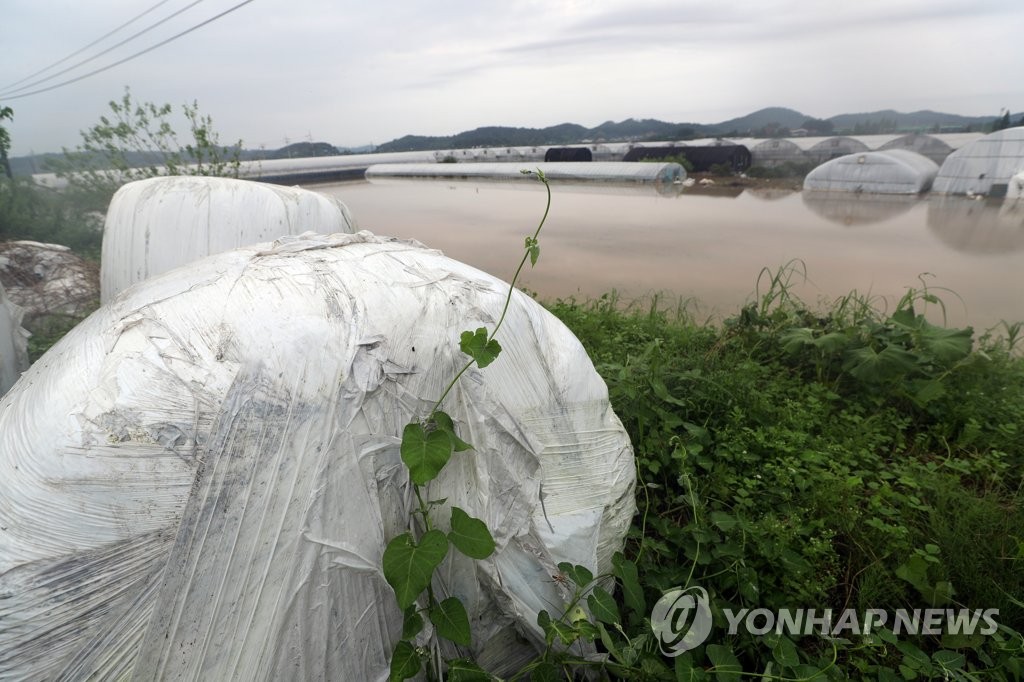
[805,136,871,163]
[749,139,811,168]
[932,127,1024,197]
[365,161,686,184]
[803,149,939,194]
[878,133,954,164]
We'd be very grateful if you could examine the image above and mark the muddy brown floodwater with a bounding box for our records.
[311,178,1024,332]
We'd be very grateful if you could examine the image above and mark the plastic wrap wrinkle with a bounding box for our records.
[0,231,635,680]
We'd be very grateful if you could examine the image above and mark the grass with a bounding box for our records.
[546,268,1024,679]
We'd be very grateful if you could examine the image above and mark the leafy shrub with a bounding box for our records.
[547,268,1024,679]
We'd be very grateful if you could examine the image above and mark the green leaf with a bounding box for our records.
[596,622,623,661]
[530,662,561,682]
[525,236,540,266]
[447,658,494,681]
[382,530,449,609]
[917,321,973,364]
[401,423,453,485]
[433,411,472,452]
[460,327,502,368]
[430,596,471,646]
[771,636,800,668]
[706,643,743,680]
[402,605,423,639]
[389,640,421,682]
[932,650,966,671]
[843,344,920,383]
[557,562,593,589]
[709,510,737,531]
[612,552,646,615]
[587,586,621,625]
[449,507,496,559]
[549,619,580,646]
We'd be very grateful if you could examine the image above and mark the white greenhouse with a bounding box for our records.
[878,133,954,164]
[806,136,871,163]
[803,150,939,194]
[100,176,356,302]
[932,127,1024,197]
[365,161,686,184]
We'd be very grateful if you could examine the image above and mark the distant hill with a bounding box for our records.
[827,109,1001,133]
[713,107,809,134]
[9,107,1017,175]
[374,107,1012,152]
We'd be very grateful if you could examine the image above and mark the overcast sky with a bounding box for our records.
[2,0,1021,156]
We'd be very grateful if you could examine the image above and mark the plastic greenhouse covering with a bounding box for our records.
[365,161,685,184]
[933,127,1024,196]
[803,150,939,194]
[0,282,28,396]
[0,231,636,680]
[100,176,357,302]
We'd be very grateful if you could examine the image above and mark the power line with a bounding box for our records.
[0,0,207,99]
[1,0,257,102]
[0,0,176,93]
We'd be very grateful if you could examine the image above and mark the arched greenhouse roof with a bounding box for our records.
[803,149,939,194]
[933,127,1024,197]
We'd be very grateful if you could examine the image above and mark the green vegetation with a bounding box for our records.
[746,161,817,179]
[546,267,1024,679]
[46,86,242,210]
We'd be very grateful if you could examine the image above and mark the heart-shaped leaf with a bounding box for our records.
[401,423,453,484]
[383,530,448,609]
[587,586,620,625]
[449,506,496,559]
[430,596,471,646]
[432,411,472,452]
[460,327,501,368]
[389,640,421,681]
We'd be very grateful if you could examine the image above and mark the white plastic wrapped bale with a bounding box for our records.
[0,231,635,680]
[0,282,29,395]
[100,176,358,303]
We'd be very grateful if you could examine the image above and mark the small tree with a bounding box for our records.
[0,106,13,179]
[49,87,242,206]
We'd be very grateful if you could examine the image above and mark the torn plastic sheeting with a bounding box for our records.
[0,282,29,395]
[99,175,358,303]
[0,231,635,680]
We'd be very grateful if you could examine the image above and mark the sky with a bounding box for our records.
[2,0,1022,156]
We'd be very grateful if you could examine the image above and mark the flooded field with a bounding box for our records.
[313,178,1024,331]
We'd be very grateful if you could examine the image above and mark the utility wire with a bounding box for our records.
[0,0,207,98]
[0,0,175,93]
[1,0,256,102]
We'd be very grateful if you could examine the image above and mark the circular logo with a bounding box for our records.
[651,585,713,656]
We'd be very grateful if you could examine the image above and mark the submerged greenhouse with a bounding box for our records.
[932,127,1024,197]
[803,150,939,194]
[365,161,686,184]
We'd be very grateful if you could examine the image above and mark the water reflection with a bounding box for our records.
[802,191,920,227]
[927,196,1024,254]
[746,188,797,201]
[312,179,1024,330]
